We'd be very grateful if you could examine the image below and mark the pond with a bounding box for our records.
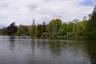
[0,36,95,64]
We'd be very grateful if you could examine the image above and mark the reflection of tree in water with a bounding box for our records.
[33,39,65,56]
[36,39,47,48]
[31,39,36,53]
[9,36,15,51]
[48,41,64,56]
[86,41,96,64]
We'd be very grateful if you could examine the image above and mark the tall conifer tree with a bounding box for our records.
[87,6,96,39]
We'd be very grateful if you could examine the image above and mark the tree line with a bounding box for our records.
[0,6,96,40]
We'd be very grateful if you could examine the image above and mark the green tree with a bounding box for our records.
[67,22,74,32]
[7,22,17,35]
[58,23,68,36]
[86,6,96,39]
[36,24,44,37]
[47,19,62,36]
[67,21,87,39]
[28,19,36,36]
[17,25,28,35]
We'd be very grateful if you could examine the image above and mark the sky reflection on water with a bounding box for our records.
[0,36,95,64]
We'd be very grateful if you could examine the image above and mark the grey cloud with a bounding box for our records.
[0,0,10,8]
[26,4,39,10]
[0,2,10,7]
[0,0,94,25]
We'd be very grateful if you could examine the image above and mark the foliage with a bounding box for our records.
[58,23,68,36]
[36,24,44,37]
[17,25,28,35]
[5,22,17,35]
[86,6,96,39]
[1,6,96,40]
[47,19,62,33]
[28,20,36,36]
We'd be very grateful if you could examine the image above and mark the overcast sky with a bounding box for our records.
[0,0,96,26]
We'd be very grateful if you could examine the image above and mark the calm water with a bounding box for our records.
[0,36,95,64]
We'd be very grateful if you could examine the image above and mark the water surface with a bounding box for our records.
[0,36,95,64]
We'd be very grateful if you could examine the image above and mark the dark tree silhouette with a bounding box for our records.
[7,22,17,35]
[86,6,96,39]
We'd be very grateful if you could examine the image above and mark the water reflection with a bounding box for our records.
[48,41,64,56]
[31,39,35,52]
[0,36,95,64]
[9,36,15,51]
[34,39,65,56]
[86,41,96,64]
